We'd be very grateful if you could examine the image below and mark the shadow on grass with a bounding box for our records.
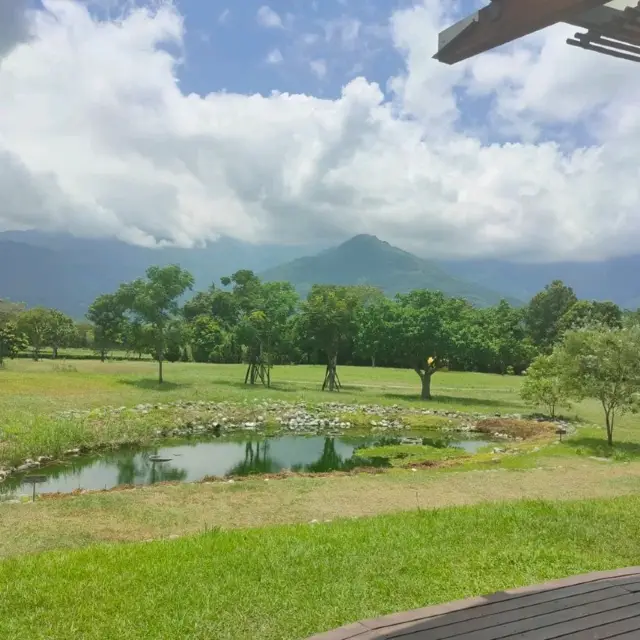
[568,436,640,460]
[382,392,522,410]
[203,379,299,393]
[118,379,190,391]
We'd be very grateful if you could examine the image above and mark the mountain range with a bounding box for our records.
[1,230,638,318]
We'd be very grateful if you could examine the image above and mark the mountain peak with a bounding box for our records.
[261,235,514,307]
[341,234,385,247]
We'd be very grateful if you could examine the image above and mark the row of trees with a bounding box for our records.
[0,267,632,403]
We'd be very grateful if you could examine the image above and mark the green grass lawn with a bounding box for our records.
[3,496,640,640]
[1,358,638,467]
[3,360,640,639]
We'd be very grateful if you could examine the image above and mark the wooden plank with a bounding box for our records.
[390,586,631,639]
[307,569,640,640]
[558,614,640,638]
[421,593,640,640]
[513,603,640,639]
[435,0,611,64]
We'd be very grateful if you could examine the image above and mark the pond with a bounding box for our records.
[0,433,491,498]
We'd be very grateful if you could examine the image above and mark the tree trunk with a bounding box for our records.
[420,372,432,400]
[371,355,376,368]
[322,354,341,391]
[158,353,164,384]
[100,348,106,363]
[605,407,614,446]
[52,346,58,360]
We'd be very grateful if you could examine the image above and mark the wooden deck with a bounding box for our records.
[308,567,640,640]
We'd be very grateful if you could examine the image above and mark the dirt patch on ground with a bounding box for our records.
[475,418,558,440]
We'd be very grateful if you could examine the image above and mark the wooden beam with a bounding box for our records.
[435,0,612,64]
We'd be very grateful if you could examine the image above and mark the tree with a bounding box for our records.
[526,280,578,352]
[122,320,155,360]
[0,300,27,366]
[556,327,640,445]
[298,285,363,391]
[354,297,396,367]
[218,272,298,386]
[520,354,570,418]
[72,322,94,349]
[117,265,194,383]
[0,299,25,326]
[391,290,453,400]
[17,307,52,360]
[0,322,28,366]
[476,301,536,374]
[87,293,125,361]
[46,309,75,359]
[558,300,622,334]
[190,315,227,363]
[183,285,238,328]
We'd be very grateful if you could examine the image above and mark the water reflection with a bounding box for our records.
[227,441,281,476]
[115,452,188,486]
[0,433,488,498]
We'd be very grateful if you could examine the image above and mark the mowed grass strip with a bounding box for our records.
[3,496,640,640]
[4,461,640,558]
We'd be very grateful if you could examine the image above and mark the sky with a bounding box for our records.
[0,0,639,261]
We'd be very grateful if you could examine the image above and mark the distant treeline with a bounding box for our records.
[0,266,633,397]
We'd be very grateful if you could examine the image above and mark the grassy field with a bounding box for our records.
[3,359,640,639]
[3,496,640,639]
[1,357,637,465]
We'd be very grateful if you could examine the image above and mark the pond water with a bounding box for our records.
[0,434,491,498]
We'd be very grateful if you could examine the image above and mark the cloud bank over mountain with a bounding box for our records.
[0,0,639,261]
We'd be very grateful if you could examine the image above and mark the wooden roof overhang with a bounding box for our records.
[434,0,640,64]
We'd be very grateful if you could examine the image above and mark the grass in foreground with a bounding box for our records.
[3,496,640,639]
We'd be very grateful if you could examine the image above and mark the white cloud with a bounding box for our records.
[0,0,640,261]
[256,5,283,29]
[266,48,283,65]
[217,9,230,25]
[309,58,327,79]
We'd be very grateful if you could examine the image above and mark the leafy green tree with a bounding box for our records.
[0,300,25,325]
[0,322,28,366]
[354,297,396,367]
[556,327,640,445]
[183,285,238,328]
[190,315,227,363]
[117,265,194,383]
[164,319,188,363]
[391,290,453,400]
[219,272,298,385]
[558,300,622,334]
[298,285,363,390]
[520,354,570,418]
[72,322,94,349]
[122,320,155,360]
[17,307,52,360]
[46,309,75,359]
[87,294,126,361]
[526,280,578,352]
[478,301,535,374]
